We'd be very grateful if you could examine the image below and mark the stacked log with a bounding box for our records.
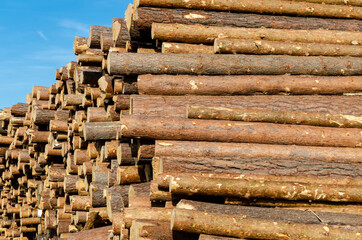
[0,0,361,239]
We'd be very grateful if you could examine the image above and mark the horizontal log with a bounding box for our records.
[169,175,362,202]
[73,36,88,55]
[131,95,362,117]
[88,25,112,48]
[134,7,362,33]
[187,106,362,128]
[176,199,362,226]
[155,140,362,163]
[137,74,362,95]
[136,0,362,19]
[171,209,361,240]
[162,42,213,54]
[124,207,173,228]
[83,122,122,141]
[10,103,28,117]
[67,226,112,240]
[108,53,362,76]
[286,0,362,6]
[152,23,362,45]
[120,115,362,147]
[215,38,362,56]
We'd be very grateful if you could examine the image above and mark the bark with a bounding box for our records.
[131,95,362,117]
[159,156,362,178]
[120,115,362,148]
[134,7,362,32]
[101,31,113,52]
[137,0,362,19]
[176,199,362,226]
[108,52,362,76]
[169,175,362,202]
[73,36,88,55]
[90,182,107,207]
[138,143,155,160]
[117,142,137,165]
[187,106,362,128]
[49,120,68,132]
[88,25,112,48]
[152,23,362,45]
[104,140,119,159]
[31,109,55,124]
[199,235,240,240]
[10,103,28,117]
[137,74,362,95]
[287,0,362,6]
[87,107,108,122]
[64,175,79,194]
[215,38,362,56]
[162,42,213,54]
[107,105,120,121]
[66,226,112,240]
[79,71,103,85]
[117,165,147,185]
[130,220,172,240]
[20,217,41,226]
[83,212,99,230]
[63,94,83,106]
[105,186,126,220]
[112,18,131,47]
[155,140,362,164]
[171,209,361,240]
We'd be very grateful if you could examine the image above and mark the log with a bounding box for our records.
[171,209,362,240]
[187,106,362,128]
[123,207,173,228]
[152,23,362,45]
[286,0,362,6]
[136,0,362,19]
[162,42,213,54]
[215,38,362,56]
[108,53,362,76]
[155,140,362,164]
[169,175,362,202]
[199,235,240,240]
[137,74,362,95]
[130,220,173,240]
[176,199,362,226]
[159,155,362,178]
[100,31,113,52]
[131,95,362,117]
[112,18,131,47]
[90,182,107,207]
[10,103,28,117]
[83,122,122,141]
[73,36,88,55]
[117,165,147,185]
[66,226,112,240]
[88,25,112,48]
[133,7,362,33]
[120,115,362,148]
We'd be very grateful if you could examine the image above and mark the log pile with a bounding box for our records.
[0,0,361,239]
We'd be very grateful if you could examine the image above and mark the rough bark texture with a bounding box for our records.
[162,42,214,54]
[83,122,122,141]
[131,95,362,117]
[169,175,362,202]
[88,25,112,49]
[176,199,362,226]
[134,7,362,33]
[130,220,173,240]
[137,74,362,95]
[137,0,362,19]
[187,106,362,128]
[120,115,362,148]
[171,209,362,240]
[66,226,112,240]
[108,52,362,76]
[159,156,362,178]
[112,18,131,47]
[152,23,362,45]
[287,0,362,6]
[123,207,173,228]
[155,140,362,164]
[215,38,362,56]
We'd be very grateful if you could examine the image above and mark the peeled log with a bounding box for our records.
[152,23,362,45]
[134,7,362,33]
[136,0,362,19]
[108,52,362,76]
[120,115,362,148]
[171,209,362,240]
[162,42,213,54]
[137,74,362,95]
[215,38,362,56]
[187,106,362,128]
[131,95,362,117]
[169,175,362,202]
[155,140,362,164]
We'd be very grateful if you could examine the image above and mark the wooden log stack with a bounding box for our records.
[0,0,361,239]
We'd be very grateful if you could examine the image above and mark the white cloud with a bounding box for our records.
[36,31,48,41]
[59,19,89,35]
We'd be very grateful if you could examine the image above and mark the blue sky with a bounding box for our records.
[0,0,132,109]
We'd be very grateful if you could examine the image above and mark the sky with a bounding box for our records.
[0,0,133,109]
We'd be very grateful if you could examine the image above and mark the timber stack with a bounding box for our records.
[0,0,361,239]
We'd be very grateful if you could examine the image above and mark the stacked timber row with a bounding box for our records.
[0,0,361,239]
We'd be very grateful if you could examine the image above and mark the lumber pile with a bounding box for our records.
[0,0,361,239]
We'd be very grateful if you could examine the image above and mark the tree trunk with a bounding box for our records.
[87,25,112,49]
[120,115,362,148]
[152,23,362,45]
[134,7,362,33]
[137,0,362,19]
[187,106,362,128]
[131,95,362,117]
[108,52,362,76]
[169,175,362,202]
[155,140,362,163]
[215,38,362,56]
[66,226,112,240]
[171,209,361,240]
[112,18,131,47]
[123,207,173,228]
[162,42,213,54]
